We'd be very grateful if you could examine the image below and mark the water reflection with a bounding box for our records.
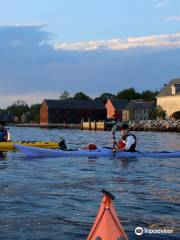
[0,151,7,160]
[0,151,8,171]
[115,157,138,168]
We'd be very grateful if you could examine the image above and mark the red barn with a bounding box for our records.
[105,99,128,120]
[40,99,106,124]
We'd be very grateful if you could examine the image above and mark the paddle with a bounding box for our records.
[102,189,115,200]
[112,123,117,157]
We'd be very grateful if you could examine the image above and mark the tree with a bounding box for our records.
[96,92,115,101]
[116,88,141,100]
[141,90,159,101]
[29,104,41,122]
[6,101,29,118]
[59,91,70,100]
[151,105,166,120]
[73,92,91,100]
[15,100,27,106]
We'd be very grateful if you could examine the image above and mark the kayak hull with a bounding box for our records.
[0,141,59,151]
[87,190,128,240]
[14,144,180,158]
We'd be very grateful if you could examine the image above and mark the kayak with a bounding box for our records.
[14,144,180,158]
[0,141,59,151]
[87,189,128,240]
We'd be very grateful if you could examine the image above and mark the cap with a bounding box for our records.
[120,123,129,130]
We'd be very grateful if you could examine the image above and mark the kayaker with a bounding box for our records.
[59,139,67,150]
[0,121,10,142]
[115,123,136,152]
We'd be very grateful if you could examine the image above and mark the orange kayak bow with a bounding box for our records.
[87,189,128,240]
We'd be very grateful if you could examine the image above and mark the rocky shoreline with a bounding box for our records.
[128,120,180,132]
[9,120,180,132]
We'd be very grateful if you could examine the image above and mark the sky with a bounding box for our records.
[0,0,180,107]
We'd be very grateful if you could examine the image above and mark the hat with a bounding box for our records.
[120,123,129,130]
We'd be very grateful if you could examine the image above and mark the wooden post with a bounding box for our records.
[88,119,91,130]
[81,119,84,130]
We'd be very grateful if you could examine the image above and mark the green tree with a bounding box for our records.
[6,101,29,118]
[15,100,27,106]
[73,92,91,100]
[116,88,141,100]
[141,90,159,101]
[59,91,70,100]
[29,104,41,122]
[97,92,115,101]
[151,105,166,120]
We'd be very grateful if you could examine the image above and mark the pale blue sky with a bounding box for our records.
[0,0,180,42]
[0,0,180,107]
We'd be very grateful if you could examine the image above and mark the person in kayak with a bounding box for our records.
[59,139,67,150]
[0,121,10,142]
[115,123,136,152]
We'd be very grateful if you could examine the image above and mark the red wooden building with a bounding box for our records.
[105,99,128,120]
[40,99,106,124]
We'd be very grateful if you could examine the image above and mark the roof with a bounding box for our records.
[156,78,180,97]
[123,101,155,110]
[110,99,129,110]
[43,99,106,110]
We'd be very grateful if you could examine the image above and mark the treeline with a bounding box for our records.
[0,100,40,123]
[59,88,158,102]
[1,88,159,123]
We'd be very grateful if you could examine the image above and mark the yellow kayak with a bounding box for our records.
[0,141,59,151]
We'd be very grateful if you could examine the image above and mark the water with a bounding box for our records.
[0,127,179,240]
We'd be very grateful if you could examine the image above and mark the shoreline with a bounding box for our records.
[8,119,180,132]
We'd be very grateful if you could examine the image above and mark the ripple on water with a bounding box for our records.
[0,127,179,239]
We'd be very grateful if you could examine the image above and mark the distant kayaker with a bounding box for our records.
[115,123,136,152]
[0,121,10,142]
[59,139,67,150]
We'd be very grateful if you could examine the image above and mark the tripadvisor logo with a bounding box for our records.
[135,227,143,236]
[135,226,174,236]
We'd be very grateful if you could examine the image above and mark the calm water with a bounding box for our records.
[0,127,179,240]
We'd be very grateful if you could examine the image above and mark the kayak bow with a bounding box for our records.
[87,189,128,240]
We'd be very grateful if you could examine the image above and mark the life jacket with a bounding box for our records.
[0,128,9,142]
[120,134,137,152]
[118,139,126,149]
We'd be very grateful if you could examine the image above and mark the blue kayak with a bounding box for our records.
[14,144,180,158]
